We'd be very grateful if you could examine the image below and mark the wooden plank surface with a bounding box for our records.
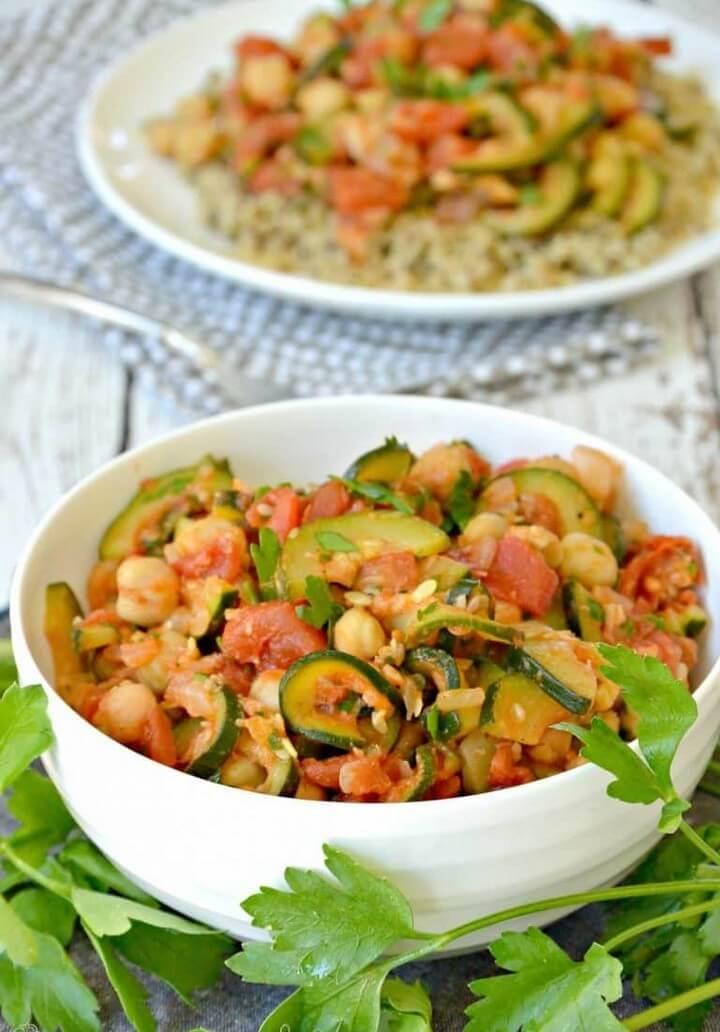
[1,0,720,614]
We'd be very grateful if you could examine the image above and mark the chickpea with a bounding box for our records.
[240,54,294,109]
[116,556,180,627]
[297,77,350,120]
[460,512,507,543]
[295,13,341,66]
[595,675,621,713]
[333,607,387,661]
[559,533,618,588]
[173,123,222,169]
[220,756,266,789]
[250,668,284,711]
[409,442,486,502]
[93,680,157,744]
[571,445,622,513]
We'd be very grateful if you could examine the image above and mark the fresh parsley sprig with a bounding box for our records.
[250,526,281,600]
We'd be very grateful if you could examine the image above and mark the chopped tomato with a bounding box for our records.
[248,161,302,197]
[234,112,301,164]
[303,480,352,523]
[356,551,419,593]
[488,741,534,788]
[235,35,292,61]
[301,754,347,789]
[172,530,246,582]
[517,492,562,536]
[328,167,409,214]
[341,31,417,89]
[219,656,254,696]
[487,24,539,78]
[484,535,559,617]
[390,100,470,144]
[422,17,489,70]
[118,639,161,669]
[425,133,477,173]
[144,707,177,767]
[339,754,392,796]
[247,486,303,543]
[640,36,672,56]
[222,601,326,670]
[619,535,699,604]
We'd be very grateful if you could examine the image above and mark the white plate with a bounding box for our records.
[78,0,720,321]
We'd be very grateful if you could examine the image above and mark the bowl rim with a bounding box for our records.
[11,394,720,823]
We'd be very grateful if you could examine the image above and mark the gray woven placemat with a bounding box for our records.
[0,0,661,413]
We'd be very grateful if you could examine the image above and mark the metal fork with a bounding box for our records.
[0,271,289,407]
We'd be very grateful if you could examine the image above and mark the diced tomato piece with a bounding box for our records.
[247,487,303,543]
[427,773,462,799]
[339,754,392,796]
[234,112,302,164]
[328,167,409,214]
[303,480,352,523]
[486,24,539,77]
[484,535,559,617]
[640,36,672,56]
[389,100,470,144]
[356,551,419,593]
[301,755,347,789]
[172,531,245,582]
[144,707,177,767]
[248,161,302,197]
[619,536,699,603]
[422,17,489,70]
[219,656,254,696]
[425,133,477,173]
[235,35,292,61]
[488,741,534,788]
[517,492,562,536]
[222,601,326,671]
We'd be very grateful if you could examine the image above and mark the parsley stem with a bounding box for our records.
[0,841,71,898]
[390,880,720,966]
[603,896,720,953]
[679,819,720,866]
[623,977,720,1030]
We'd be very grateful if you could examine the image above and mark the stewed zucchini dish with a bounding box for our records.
[45,439,707,802]
[146,0,720,291]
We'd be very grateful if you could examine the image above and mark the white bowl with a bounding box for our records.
[11,396,720,948]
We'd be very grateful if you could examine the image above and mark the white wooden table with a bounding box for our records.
[2,0,720,613]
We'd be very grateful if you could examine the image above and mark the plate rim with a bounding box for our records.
[76,0,720,322]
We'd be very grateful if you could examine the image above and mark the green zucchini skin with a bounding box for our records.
[345,437,414,483]
[409,604,519,646]
[479,466,603,538]
[186,685,240,779]
[72,623,120,653]
[446,577,494,618]
[504,647,590,715]
[621,159,664,235]
[388,745,436,802]
[279,650,402,749]
[45,582,87,685]
[279,511,449,600]
[99,455,233,561]
[484,160,580,237]
[406,647,461,692]
[562,580,604,642]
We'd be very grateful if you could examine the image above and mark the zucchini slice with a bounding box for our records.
[279,511,449,600]
[542,593,568,631]
[407,604,520,646]
[345,437,414,483]
[484,161,580,236]
[358,711,403,752]
[481,672,572,745]
[419,555,470,591]
[220,728,299,796]
[406,647,461,692]
[586,134,630,217]
[478,466,604,538]
[446,577,494,617]
[459,728,496,793]
[45,583,87,687]
[562,581,604,642]
[662,604,708,639]
[99,455,233,561]
[505,642,593,714]
[621,160,664,235]
[72,623,120,653]
[386,745,436,802]
[602,514,625,561]
[279,650,402,749]
[185,684,240,779]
